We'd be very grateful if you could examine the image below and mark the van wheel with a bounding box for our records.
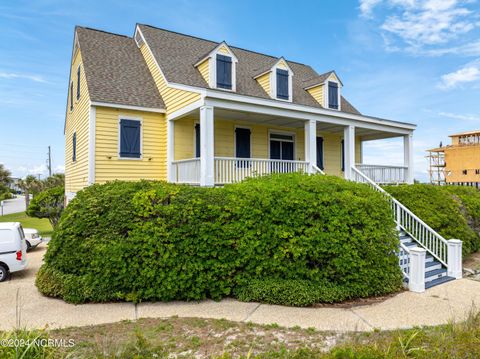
[0,265,9,282]
[26,241,32,251]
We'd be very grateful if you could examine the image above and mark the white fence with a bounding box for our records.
[171,158,200,184]
[356,164,408,184]
[214,157,310,185]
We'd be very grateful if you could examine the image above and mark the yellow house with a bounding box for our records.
[64,24,416,201]
[427,130,480,185]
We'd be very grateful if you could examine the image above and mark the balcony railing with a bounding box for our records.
[171,157,312,185]
[356,164,408,184]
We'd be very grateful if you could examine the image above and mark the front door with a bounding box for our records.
[270,133,294,172]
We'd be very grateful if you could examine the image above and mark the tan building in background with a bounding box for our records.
[427,130,480,185]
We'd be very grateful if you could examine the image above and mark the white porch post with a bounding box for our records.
[409,247,426,293]
[304,120,316,173]
[167,119,175,183]
[343,125,355,180]
[200,105,214,187]
[404,132,414,184]
[447,239,463,279]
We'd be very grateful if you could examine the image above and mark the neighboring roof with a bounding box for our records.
[449,130,480,137]
[75,27,164,109]
[138,24,361,115]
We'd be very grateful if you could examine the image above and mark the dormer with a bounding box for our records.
[194,42,238,91]
[304,71,342,111]
[254,58,293,102]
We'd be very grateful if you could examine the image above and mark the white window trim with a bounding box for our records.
[268,129,297,160]
[234,125,253,158]
[324,79,342,111]
[193,120,200,158]
[118,116,143,160]
[270,59,293,103]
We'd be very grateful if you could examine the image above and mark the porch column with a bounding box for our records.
[404,132,414,184]
[343,125,355,180]
[304,119,316,173]
[167,119,175,182]
[200,105,214,187]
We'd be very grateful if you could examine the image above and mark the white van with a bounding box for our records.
[0,222,28,282]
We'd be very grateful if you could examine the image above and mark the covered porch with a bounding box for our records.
[167,103,414,186]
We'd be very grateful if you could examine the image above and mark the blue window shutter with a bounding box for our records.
[216,54,232,89]
[316,137,324,170]
[341,139,345,172]
[328,81,339,109]
[195,124,200,158]
[70,82,73,111]
[76,66,81,100]
[235,128,251,158]
[120,119,141,158]
[276,69,289,100]
[72,133,76,162]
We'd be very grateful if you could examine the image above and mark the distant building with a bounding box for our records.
[427,130,480,185]
[8,177,21,192]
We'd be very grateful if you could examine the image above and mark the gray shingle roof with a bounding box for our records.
[76,27,165,109]
[138,24,361,115]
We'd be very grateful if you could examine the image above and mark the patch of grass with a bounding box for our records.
[0,211,53,237]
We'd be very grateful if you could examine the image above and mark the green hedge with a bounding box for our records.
[38,174,402,305]
[385,184,480,256]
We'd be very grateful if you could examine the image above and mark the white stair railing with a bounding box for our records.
[352,167,449,266]
[398,242,411,279]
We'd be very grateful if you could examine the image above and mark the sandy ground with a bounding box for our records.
[2,243,480,332]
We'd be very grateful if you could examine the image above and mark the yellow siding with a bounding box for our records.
[65,48,91,193]
[355,136,362,164]
[218,44,230,55]
[95,106,167,182]
[197,59,210,84]
[276,59,288,70]
[307,85,324,106]
[256,72,271,96]
[328,72,339,83]
[140,43,201,115]
[174,117,195,160]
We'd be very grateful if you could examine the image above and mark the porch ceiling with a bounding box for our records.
[185,108,407,140]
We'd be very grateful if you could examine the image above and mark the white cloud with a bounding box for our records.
[438,111,480,121]
[54,165,65,173]
[438,60,480,88]
[360,0,480,54]
[0,71,46,83]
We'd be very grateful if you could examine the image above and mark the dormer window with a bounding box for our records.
[216,54,232,90]
[328,81,339,110]
[276,69,289,100]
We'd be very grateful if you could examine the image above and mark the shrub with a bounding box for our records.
[38,174,402,305]
[385,184,480,256]
[26,186,65,227]
[234,278,351,306]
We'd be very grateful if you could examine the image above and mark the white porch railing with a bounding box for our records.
[398,242,411,280]
[214,157,310,185]
[356,164,408,184]
[352,167,449,266]
[171,158,200,184]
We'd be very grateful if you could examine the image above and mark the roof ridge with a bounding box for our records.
[77,26,131,39]
[138,23,311,67]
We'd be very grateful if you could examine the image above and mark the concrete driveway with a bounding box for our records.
[2,243,480,331]
[0,195,27,215]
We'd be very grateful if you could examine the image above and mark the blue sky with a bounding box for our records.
[1,0,480,181]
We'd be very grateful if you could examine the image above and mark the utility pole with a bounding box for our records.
[47,146,52,177]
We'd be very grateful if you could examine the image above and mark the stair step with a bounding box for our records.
[425,268,447,281]
[425,261,442,270]
[425,275,456,289]
[404,241,417,247]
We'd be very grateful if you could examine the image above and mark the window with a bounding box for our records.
[76,65,81,100]
[316,137,324,170]
[328,81,339,110]
[270,133,294,161]
[341,139,345,172]
[195,123,200,158]
[476,169,480,175]
[72,132,77,162]
[119,119,141,158]
[216,54,232,89]
[70,81,74,111]
[463,169,468,175]
[276,69,289,100]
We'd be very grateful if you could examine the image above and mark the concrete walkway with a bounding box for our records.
[2,244,480,332]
